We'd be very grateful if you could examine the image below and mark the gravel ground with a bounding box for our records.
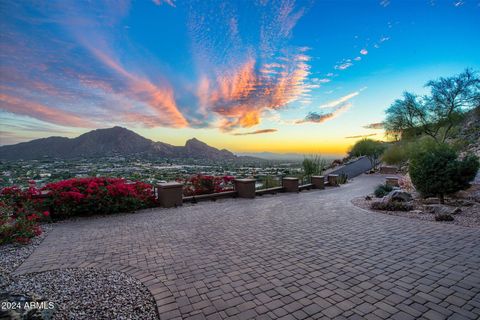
[0,223,54,285]
[4,268,158,320]
[1,223,159,320]
[352,192,480,228]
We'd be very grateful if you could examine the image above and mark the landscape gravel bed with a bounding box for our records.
[0,223,53,275]
[352,195,480,228]
[4,268,159,320]
[1,222,159,320]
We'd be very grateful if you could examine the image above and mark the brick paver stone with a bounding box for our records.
[13,175,480,319]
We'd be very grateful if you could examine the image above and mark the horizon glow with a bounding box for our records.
[1,0,479,156]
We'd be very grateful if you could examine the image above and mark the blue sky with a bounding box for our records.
[1,0,479,155]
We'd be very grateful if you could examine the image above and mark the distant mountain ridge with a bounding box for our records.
[0,126,238,160]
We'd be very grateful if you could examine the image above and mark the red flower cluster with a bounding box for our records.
[1,177,157,244]
[0,184,46,245]
[179,175,235,196]
[42,177,157,217]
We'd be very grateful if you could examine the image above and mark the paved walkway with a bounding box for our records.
[15,175,480,320]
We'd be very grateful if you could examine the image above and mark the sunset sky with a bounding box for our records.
[1,0,479,156]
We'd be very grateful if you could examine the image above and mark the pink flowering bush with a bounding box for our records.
[179,175,235,196]
[1,178,157,244]
[0,182,48,245]
[42,177,157,217]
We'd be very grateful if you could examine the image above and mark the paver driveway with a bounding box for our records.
[15,175,480,320]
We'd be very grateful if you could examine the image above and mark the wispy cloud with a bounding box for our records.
[295,88,365,125]
[87,48,189,128]
[363,122,384,129]
[0,94,96,128]
[1,1,378,137]
[232,129,278,135]
[197,50,311,131]
[188,0,312,131]
[380,0,390,7]
[152,0,176,7]
[311,78,331,84]
[334,60,353,70]
[295,102,352,124]
[373,35,390,49]
[0,1,190,130]
[259,0,306,54]
[319,88,365,109]
[360,49,368,55]
[345,133,377,139]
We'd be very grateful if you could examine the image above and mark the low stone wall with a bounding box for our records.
[380,166,398,174]
[155,176,334,208]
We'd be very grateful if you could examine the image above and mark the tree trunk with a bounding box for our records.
[439,193,445,204]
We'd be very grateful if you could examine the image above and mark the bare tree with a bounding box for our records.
[384,69,480,143]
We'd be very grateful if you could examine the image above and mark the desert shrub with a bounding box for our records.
[382,143,410,166]
[42,177,157,217]
[374,184,393,198]
[302,155,327,182]
[435,214,454,222]
[337,173,348,184]
[259,176,281,189]
[382,137,439,166]
[181,175,235,196]
[409,143,479,203]
[370,201,413,211]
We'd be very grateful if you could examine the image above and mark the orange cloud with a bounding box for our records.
[198,53,310,131]
[90,48,188,128]
[0,94,95,128]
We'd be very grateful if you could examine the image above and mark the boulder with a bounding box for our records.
[448,199,474,207]
[452,207,462,215]
[423,204,461,215]
[423,197,440,204]
[383,190,413,203]
[454,190,470,199]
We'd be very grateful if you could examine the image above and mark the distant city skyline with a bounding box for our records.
[1,0,479,155]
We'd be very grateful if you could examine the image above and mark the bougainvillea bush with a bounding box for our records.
[180,175,235,196]
[0,183,48,244]
[42,177,157,217]
[1,178,157,244]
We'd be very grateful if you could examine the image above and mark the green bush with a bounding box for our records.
[382,137,438,166]
[382,143,410,166]
[349,139,387,170]
[409,143,479,204]
[370,201,413,211]
[374,184,393,198]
